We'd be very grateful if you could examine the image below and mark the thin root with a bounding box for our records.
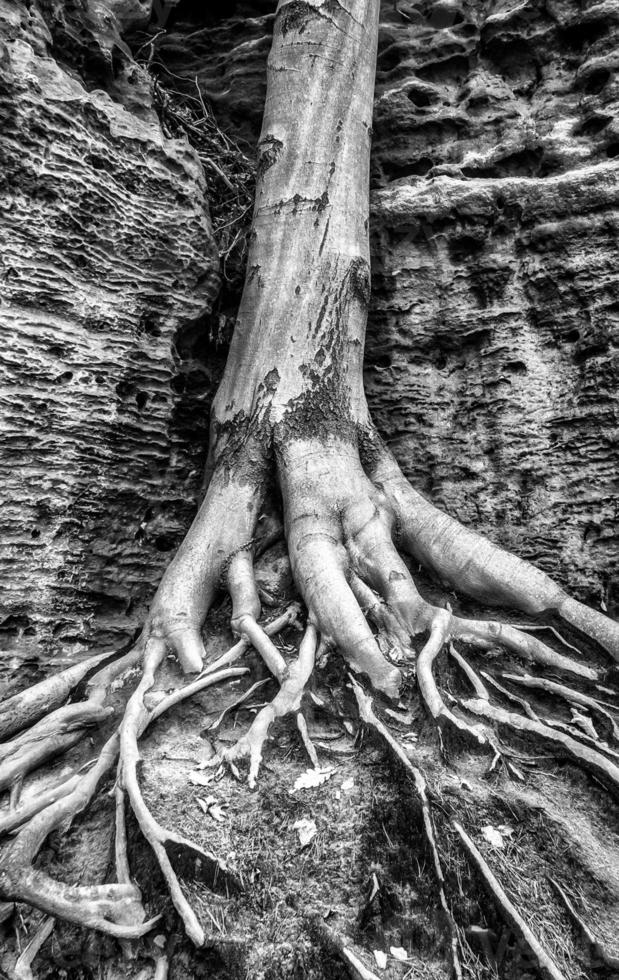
[222,624,318,787]
[549,876,619,970]
[351,676,463,980]
[453,821,567,980]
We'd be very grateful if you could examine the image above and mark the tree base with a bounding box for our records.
[1,433,619,979]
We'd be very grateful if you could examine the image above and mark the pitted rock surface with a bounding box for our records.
[0,0,220,681]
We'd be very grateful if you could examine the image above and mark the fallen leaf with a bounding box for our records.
[189,771,215,787]
[293,818,317,847]
[341,776,355,792]
[373,950,387,969]
[497,823,514,837]
[481,825,505,848]
[196,795,227,821]
[390,946,408,961]
[292,767,335,792]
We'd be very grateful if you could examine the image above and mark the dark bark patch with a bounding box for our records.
[257,134,284,178]
[348,257,371,306]
[279,1,318,35]
[275,374,356,445]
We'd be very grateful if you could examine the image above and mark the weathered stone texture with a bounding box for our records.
[0,0,219,684]
[366,0,619,609]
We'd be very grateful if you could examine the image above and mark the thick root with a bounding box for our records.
[0,733,154,937]
[0,649,120,742]
[369,438,619,660]
[0,621,289,942]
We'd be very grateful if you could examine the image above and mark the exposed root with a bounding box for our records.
[0,620,283,942]
[509,623,584,658]
[349,573,411,661]
[221,624,318,787]
[0,649,120,741]
[341,946,382,980]
[449,644,490,701]
[0,733,155,937]
[416,610,487,747]
[502,672,619,742]
[0,767,86,837]
[479,671,541,722]
[460,697,619,795]
[549,877,619,970]
[453,821,567,980]
[233,614,288,682]
[13,915,55,980]
[309,913,381,980]
[351,677,463,980]
[119,638,245,947]
[371,440,619,660]
[196,604,301,682]
[0,701,113,793]
[451,618,599,681]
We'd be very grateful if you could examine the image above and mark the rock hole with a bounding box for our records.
[583,68,611,93]
[384,158,434,179]
[407,87,433,107]
[573,115,611,137]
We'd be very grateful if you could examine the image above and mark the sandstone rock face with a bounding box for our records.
[367,0,619,611]
[0,0,219,686]
[162,0,619,610]
[1,0,618,684]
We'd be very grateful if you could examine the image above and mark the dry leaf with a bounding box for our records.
[189,771,215,787]
[390,946,408,961]
[341,776,355,792]
[293,818,317,847]
[481,825,505,848]
[196,795,227,821]
[292,767,335,791]
[373,950,387,969]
